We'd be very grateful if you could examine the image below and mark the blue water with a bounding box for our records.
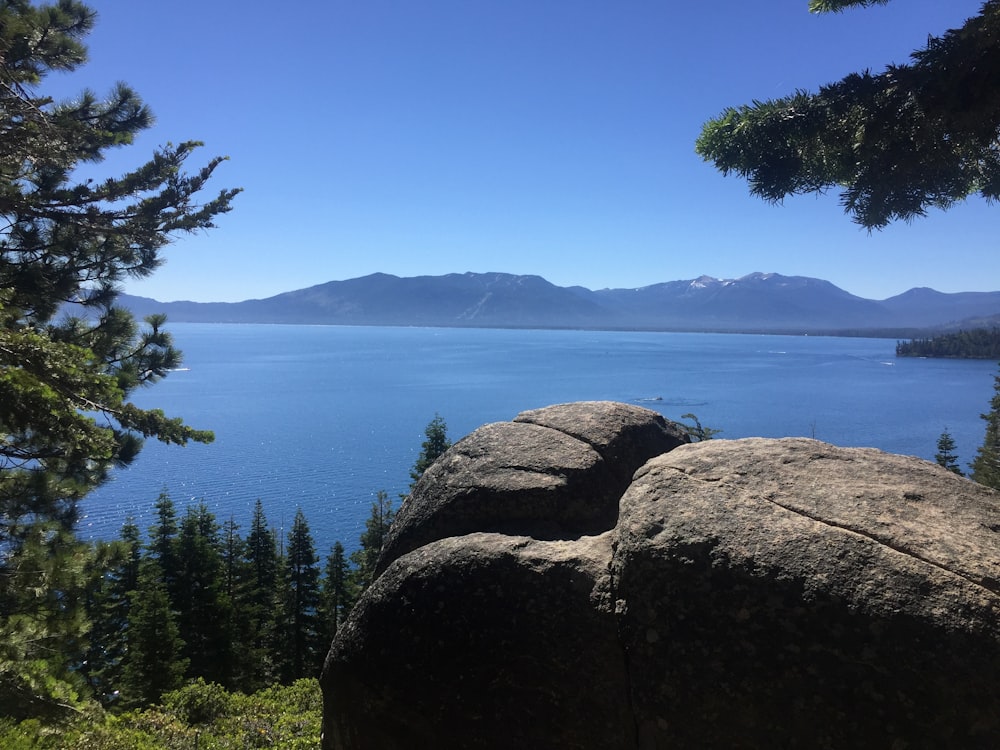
[80,324,998,551]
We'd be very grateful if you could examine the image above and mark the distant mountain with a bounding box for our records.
[590,273,893,330]
[107,272,1000,334]
[880,287,1000,328]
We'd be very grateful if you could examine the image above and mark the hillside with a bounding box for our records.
[103,272,1000,334]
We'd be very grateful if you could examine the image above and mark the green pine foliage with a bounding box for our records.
[118,519,143,595]
[0,0,346,733]
[896,329,1000,359]
[120,560,188,708]
[242,499,281,690]
[220,516,255,689]
[935,429,964,476]
[971,367,1000,490]
[409,413,452,488]
[174,504,236,687]
[145,488,182,633]
[279,510,323,682]
[0,0,236,716]
[350,490,395,592]
[0,0,236,556]
[696,0,1000,228]
[0,525,92,718]
[79,533,138,706]
[75,496,337,706]
[0,235,442,735]
[0,452,420,735]
[221,517,247,610]
[809,0,891,10]
[319,541,357,645]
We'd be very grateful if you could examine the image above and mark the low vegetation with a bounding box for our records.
[0,678,321,749]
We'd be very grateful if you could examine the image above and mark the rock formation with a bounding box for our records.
[322,401,1000,749]
[374,400,689,575]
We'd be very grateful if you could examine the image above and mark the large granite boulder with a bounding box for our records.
[322,402,1000,749]
[324,532,632,749]
[375,400,689,575]
[615,438,1000,748]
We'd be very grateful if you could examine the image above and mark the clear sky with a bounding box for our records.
[49,0,994,302]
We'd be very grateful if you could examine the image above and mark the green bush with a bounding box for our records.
[0,718,55,749]
[0,679,322,749]
[162,678,233,725]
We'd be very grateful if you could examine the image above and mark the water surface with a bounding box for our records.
[81,324,997,550]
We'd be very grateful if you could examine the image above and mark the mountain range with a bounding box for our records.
[110,272,1000,334]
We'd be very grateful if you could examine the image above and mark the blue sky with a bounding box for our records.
[51,0,993,302]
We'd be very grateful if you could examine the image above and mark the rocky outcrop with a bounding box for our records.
[324,533,633,748]
[322,402,1000,749]
[375,400,689,575]
[615,438,1000,748]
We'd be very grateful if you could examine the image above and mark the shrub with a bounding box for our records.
[162,678,233,725]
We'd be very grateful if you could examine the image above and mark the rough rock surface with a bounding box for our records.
[616,438,1000,748]
[375,400,688,575]
[322,403,1000,750]
[325,532,632,749]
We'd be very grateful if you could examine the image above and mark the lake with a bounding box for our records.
[80,324,998,551]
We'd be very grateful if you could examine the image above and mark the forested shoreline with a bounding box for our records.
[896,328,1000,358]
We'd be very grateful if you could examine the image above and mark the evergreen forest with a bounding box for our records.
[896,328,1000,359]
[0,415,450,747]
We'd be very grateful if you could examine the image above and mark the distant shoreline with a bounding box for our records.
[139,319,947,341]
[98,271,1000,336]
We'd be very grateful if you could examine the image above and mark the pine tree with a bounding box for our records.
[243,499,279,690]
[0,525,91,718]
[0,0,237,553]
[80,524,141,707]
[220,515,254,689]
[279,509,321,682]
[221,516,247,607]
[935,429,964,476]
[696,0,1000,229]
[350,491,395,592]
[409,413,452,488]
[319,541,356,647]
[119,518,143,594]
[971,367,1000,489]
[147,490,180,598]
[0,0,236,714]
[120,560,187,707]
[174,503,234,686]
